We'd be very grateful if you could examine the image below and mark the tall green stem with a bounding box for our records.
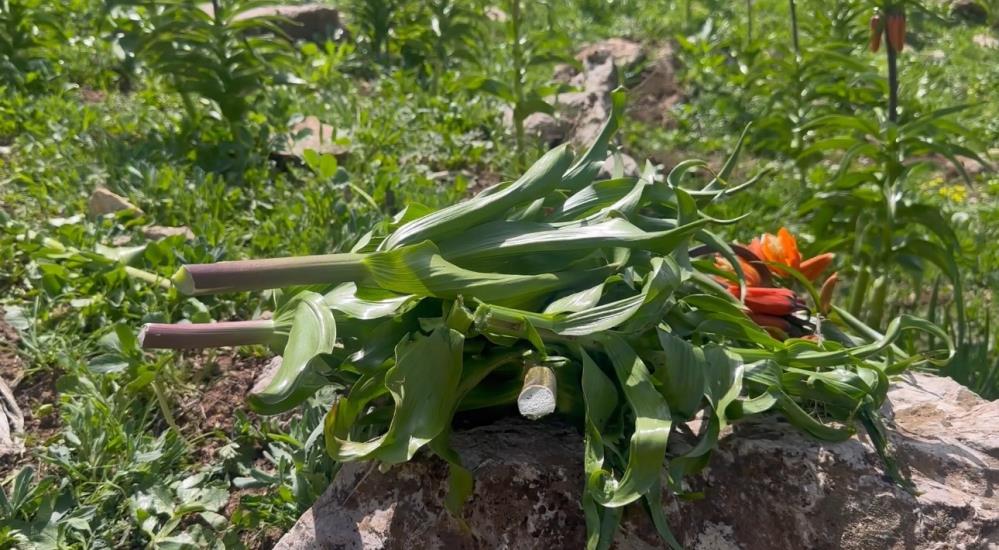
[885,28,898,122]
[509,0,526,170]
[789,0,800,55]
[746,0,754,44]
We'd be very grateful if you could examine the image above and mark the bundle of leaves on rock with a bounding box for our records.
[139,93,952,548]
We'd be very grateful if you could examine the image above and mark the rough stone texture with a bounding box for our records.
[278,116,349,160]
[521,39,681,150]
[200,3,344,43]
[597,152,640,179]
[0,377,23,457]
[973,34,998,49]
[275,373,999,549]
[142,225,195,241]
[88,187,141,217]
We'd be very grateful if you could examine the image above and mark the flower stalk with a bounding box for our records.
[139,320,279,349]
[172,253,369,295]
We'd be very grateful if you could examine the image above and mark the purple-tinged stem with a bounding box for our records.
[139,320,278,349]
[172,253,369,295]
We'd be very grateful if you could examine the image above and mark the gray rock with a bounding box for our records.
[597,152,640,179]
[278,116,349,159]
[142,225,195,241]
[88,187,141,217]
[973,33,998,49]
[200,3,344,42]
[0,377,24,458]
[274,373,999,549]
[522,112,569,146]
[514,39,681,156]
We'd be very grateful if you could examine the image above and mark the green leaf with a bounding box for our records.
[383,144,573,250]
[588,335,671,507]
[248,291,336,414]
[653,331,707,420]
[325,327,464,464]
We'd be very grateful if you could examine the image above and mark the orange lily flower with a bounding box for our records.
[747,227,834,282]
[714,255,763,287]
[800,253,834,282]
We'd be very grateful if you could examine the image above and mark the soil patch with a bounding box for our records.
[176,351,273,463]
[0,310,23,385]
[0,311,61,480]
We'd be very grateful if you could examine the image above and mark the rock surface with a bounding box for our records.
[973,34,998,49]
[278,116,349,160]
[521,38,682,149]
[275,373,999,549]
[88,187,141,217]
[142,225,195,241]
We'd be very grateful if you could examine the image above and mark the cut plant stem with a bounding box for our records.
[139,320,279,349]
[172,253,368,295]
[517,365,557,420]
[124,266,173,291]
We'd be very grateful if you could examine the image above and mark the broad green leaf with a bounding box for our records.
[383,145,573,250]
[588,335,671,507]
[325,327,464,464]
[248,291,335,415]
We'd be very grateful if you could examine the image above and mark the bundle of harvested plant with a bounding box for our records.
[140,92,950,548]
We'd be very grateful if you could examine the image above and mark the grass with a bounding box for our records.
[0,0,996,547]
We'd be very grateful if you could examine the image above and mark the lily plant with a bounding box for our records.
[138,93,951,548]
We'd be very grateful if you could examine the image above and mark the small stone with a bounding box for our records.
[279,116,349,159]
[485,6,507,22]
[142,225,195,241]
[597,153,640,179]
[925,49,947,61]
[575,38,645,71]
[973,33,998,48]
[521,112,568,146]
[88,187,141,217]
[0,377,24,458]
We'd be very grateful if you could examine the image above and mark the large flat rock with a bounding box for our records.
[276,373,999,549]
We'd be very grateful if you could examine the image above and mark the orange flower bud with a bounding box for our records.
[870,14,882,53]
[715,255,763,287]
[819,272,839,315]
[729,286,806,316]
[800,252,834,282]
[748,312,793,336]
[887,13,906,53]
